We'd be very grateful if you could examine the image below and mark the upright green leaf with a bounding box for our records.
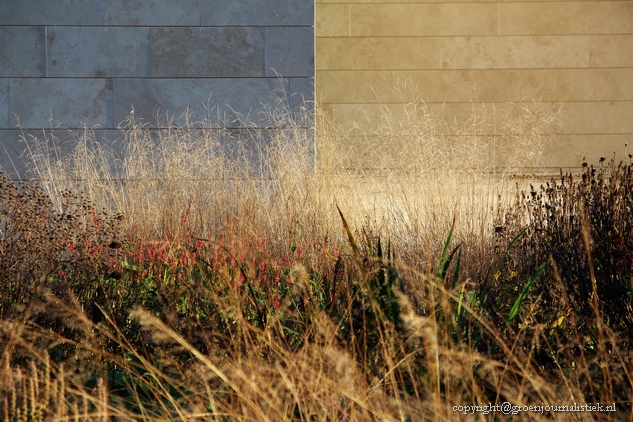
[480,225,530,306]
[437,216,461,282]
[508,260,548,322]
[437,216,456,278]
[452,247,462,289]
[337,205,361,266]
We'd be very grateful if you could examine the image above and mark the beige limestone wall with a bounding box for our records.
[315,0,633,170]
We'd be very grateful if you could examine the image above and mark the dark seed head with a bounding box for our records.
[108,271,123,280]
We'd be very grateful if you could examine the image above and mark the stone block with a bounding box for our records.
[0,128,126,180]
[265,27,314,77]
[547,134,632,168]
[201,0,313,26]
[288,78,315,112]
[555,69,633,102]
[0,27,46,77]
[316,4,349,37]
[590,35,633,68]
[47,27,150,77]
[440,36,590,69]
[316,37,440,70]
[317,68,633,105]
[315,103,399,134]
[499,2,633,35]
[10,78,112,129]
[0,0,106,25]
[218,129,278,177]
[349,3,497,36]
[150,27,264,78]
[432,101,633,136]
[0,79,9,128]
[113,78,289,128]
[319,101,566,136]
[0,129,75,179]
[318,70,529,104]
[107,0,200,25]
[272,78,315,127]
[559,102,633,135]
[0,130,30,178]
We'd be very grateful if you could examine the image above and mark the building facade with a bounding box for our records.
[2,1,632,175]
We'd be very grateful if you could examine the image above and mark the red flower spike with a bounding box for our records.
[92,208,99,234]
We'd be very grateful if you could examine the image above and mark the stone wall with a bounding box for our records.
[0,0,314,177]
[316,0,633,170]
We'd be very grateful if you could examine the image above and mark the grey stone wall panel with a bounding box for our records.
[288,78,315,112]
[10,78,112,128]
[201,0,313,26]
[47,27,151,78]
[0,27,46,77]
[0,0,106,25]
[150,27,265,78]
[0,0,314,181]
[0,130,29,177]
[269,78,316,128]
[107,0,201,26]
[0,128,126,179]
[113,78,288,127]
[0,79,9,128]
[265,27,314,77]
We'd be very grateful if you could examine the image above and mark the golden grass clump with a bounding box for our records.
[20,92,561,272]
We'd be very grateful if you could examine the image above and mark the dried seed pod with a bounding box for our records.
[108,241,122,249]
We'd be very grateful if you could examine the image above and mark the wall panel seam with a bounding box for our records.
[317,34,633,38]
[44,26,48,77]
[6,80,9,128]
[317,100,633,104]
[316,67,633,71]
